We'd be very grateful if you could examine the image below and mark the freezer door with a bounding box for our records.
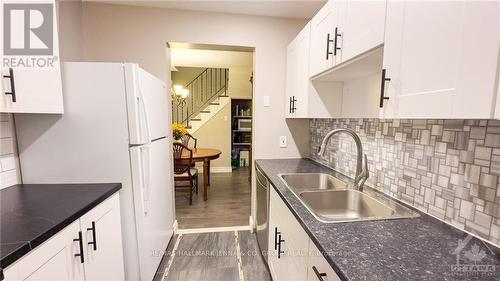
[138,67,170,141]
[129,137,174,281]
[124,64,170,145]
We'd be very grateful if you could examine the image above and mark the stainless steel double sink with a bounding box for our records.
[279,173,419,223]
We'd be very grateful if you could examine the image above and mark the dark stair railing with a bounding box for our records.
[173,68,229,128]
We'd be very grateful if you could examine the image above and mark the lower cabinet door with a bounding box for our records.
[3,221,85,281]
[268,187,309,281]
[80,194,125,281]
[307,242,341,281]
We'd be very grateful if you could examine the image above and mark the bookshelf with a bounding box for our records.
[231,98,252,168]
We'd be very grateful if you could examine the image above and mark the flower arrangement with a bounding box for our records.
[172,122,187,140]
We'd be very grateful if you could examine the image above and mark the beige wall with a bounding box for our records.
[80,2,310,161]
[171,67,205,87]
[192,104,232,168]
[58,0,84,61]
[228,66,252,99]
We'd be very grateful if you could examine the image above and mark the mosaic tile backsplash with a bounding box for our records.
[310,119,500,246]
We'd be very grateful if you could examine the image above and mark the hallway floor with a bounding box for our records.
[157,231,271,281]
[175,167,251,229]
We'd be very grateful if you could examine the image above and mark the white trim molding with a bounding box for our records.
[172,220,178,234]
[196,166,233,173]
[175,225,251,234]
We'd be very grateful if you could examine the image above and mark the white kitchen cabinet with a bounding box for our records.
[309,0,386,77]
[3,221,85,281]
[80,194,125,281]
[341,0,386,63]
[0,0,63,114]
[3,194,124,281]
[309,1,335,77]
[286,23,310,118]
[268,186,343,281]
[381,0,500,118]
[268,186,310,281]
[307,242,341,281]
[286,21,343,119]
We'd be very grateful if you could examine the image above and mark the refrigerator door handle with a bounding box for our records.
[140,144,152,214]
[138,94,152,144]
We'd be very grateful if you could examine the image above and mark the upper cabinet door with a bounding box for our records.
[286,23,311,118]
[285,36,297,118]
[342,0,386,63]
[309,1,334,77]
[383,0,500,119]
[0,0,63,114]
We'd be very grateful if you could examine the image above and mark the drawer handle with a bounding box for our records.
[277,234,285,259]
[379,68,391,108]
[312,266,327,281]
[3,68,16,102]
[73,231,85,263]
[87,221,97,251]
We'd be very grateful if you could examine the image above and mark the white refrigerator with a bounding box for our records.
[15,62,175,281]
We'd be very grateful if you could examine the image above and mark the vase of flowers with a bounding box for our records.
[172,122,187,142]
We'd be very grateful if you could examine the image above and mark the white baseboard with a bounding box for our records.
[176,225,251,234]
[196,166,233,173]
[173,220,178,234]
[248,216,255,233]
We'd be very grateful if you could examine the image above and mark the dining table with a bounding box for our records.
[181,148,221,201]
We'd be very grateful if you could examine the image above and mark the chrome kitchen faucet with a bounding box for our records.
[317,128,369,191]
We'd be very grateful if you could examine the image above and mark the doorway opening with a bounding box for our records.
[168,42,254,230]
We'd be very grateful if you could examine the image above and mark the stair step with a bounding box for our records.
[200,110,210,113]
[191,118,202,121]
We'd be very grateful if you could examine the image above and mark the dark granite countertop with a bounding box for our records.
[256,158,500,281]
[0,183,121,269]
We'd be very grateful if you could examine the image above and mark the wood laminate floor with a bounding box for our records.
[175,167,251,229]
[158,231,271,281]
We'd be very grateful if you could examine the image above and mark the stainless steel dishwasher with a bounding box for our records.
[255,166,269,262]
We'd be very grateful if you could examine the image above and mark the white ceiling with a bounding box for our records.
[86,0,326,19]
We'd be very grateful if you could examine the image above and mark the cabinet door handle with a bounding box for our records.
[292,96,297,113]
[87,221,97,251]
[379,68,391,108]
[274,227,281,250]
[333,27,342,56]
[73,231,85,263]
[277,234,285,259]
[3,68,16,102]
[312,266,327,281]
[326,33,334,60]
[289,97,292,114]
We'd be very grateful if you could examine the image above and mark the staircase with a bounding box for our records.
[173,68,229,134]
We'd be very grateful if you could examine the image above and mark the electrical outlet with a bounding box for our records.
[279,136,287,148]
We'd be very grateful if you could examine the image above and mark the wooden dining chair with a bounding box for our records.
[172,143,199,205]
[180,133,197,149]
